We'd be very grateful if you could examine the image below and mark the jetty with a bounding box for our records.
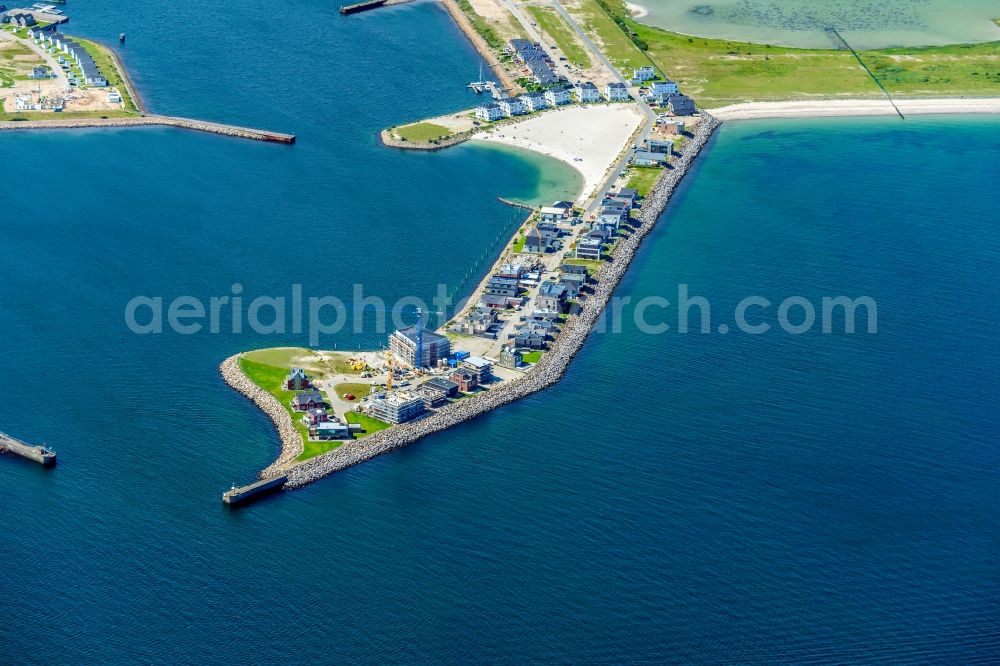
[0,432,56,466]
[222,474,288,506]
[340,0,413,15]
[0,115,295,144]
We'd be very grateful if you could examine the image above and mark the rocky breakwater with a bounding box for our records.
[0,115,295,143]
[219,354,304,476]
[285,113,722,489]
[380,128,471,152]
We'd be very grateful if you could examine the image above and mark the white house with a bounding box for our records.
[651,80,679,96]
[605,82,630,101]
[497,96,526,117]
[575,81,600,103]
[633,65,655,81]
[576,237,602,261]
[475,103,503,122]
[107,91,122,104]
[544,86,573,106]
[520,92,548,113]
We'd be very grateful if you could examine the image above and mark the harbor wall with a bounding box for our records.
[284,113,722,489]
[0,115,295,143]
[0,433,56,466]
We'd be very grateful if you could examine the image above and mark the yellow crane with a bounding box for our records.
[385,350,394,391]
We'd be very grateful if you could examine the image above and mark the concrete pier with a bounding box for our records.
[222,475,288,506]
[0,432,56,466]
[340,0,413,14]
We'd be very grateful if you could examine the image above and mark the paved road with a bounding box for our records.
[544,0,657,214]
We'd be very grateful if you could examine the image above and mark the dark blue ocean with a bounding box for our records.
[2,0,999,663]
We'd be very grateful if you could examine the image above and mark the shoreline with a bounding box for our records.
[95,39,146,114]
[709,97,1000,120]
[437,0,519,93]
[280,114,721,489]
[220,354,304,477]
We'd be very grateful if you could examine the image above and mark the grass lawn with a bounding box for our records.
[346,411,391,437]
[625,166,662,197]
[562,257,603,273]
[521,351,542,364]
[525,6,592,69]
[297,439,343,461]
[238,357,313,457]
[512,234,527,253]
[334,382,372,402]
[395,121,453,142]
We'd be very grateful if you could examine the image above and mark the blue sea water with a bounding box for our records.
[3,1,1000,663]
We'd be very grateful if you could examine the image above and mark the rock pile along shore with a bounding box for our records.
[0,115,294,143]
[219,355,304,476]
[283,113,722,489]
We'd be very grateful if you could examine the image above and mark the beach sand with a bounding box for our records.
[471,104,644,200]
[709,98,1000,120]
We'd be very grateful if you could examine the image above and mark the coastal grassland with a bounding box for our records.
[525,5,592,69]
[0,109,138,120]
[569,0,655,72]
[76,38,138,112]
[859,42,1000,96]
[632,26,875,104]
[345,411,391,437]
[243,346,358,375]
[456,0,505,50]
[0,38,42,87]
[395,121,453,142]
[238,357,315,458]
[625,166,661,197]
[579,0,1000,104]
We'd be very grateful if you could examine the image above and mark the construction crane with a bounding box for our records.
[385,350,394,391]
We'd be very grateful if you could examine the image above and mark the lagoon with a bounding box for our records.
[633,0,1000,49]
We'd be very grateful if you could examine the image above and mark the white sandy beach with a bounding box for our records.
[709,97,1000,120]
[472,104,644,200]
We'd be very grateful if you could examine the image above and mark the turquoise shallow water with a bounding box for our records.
[3,1,1000,663]
[633,0,1000,48]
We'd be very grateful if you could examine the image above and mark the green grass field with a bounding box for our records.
[395,121,453,142]
[334,382,372,402]
[525,6,592,69]
[238,357,314,457]
[0,109,139,121]
[576,0,1000,105]
[625,166,662,197]
[521,351,542,364]
[562,257,603,273]
[345,411,391,437]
